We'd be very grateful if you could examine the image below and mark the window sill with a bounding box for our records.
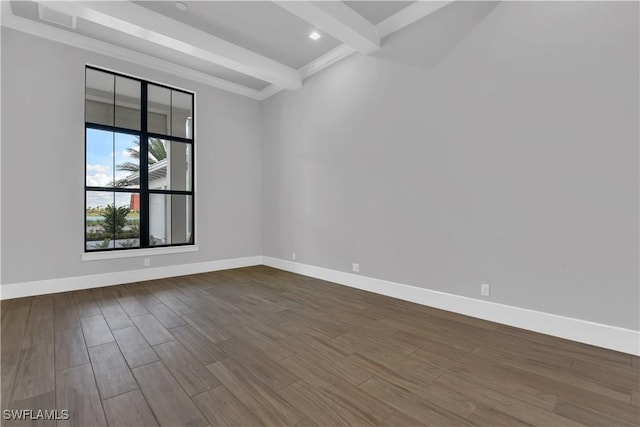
[82,245,199,261]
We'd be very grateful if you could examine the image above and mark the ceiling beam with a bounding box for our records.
[42,1,302,90]
[299,44,357,79]
[377,1,454,38]
[1,10,264,100]
[274,1,380,54]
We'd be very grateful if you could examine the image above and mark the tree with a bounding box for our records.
[102,203,131,236]
[114,137,167,188]
[117,137,167,172]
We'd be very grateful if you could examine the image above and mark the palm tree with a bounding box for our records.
[114,137,167,187]
[102,203,131,235]
[117,137,167,172]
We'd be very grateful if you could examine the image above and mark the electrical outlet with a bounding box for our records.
[144,258,150,267]
[352,263,360,273]
[481,283,490,297]
[292,252,296,261]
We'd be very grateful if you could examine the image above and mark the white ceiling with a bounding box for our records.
[2,0,453,100]
[345,1,415,24]
[133,1,344,69]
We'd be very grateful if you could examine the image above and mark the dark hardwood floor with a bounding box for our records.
[1,266,638,426]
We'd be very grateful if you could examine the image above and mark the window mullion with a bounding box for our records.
[140,82,150,247]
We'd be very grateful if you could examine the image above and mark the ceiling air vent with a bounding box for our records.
[37,4,76,29]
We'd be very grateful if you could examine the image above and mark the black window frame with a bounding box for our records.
[84,65,195,252]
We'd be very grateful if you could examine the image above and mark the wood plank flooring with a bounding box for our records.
[1,266,638,426]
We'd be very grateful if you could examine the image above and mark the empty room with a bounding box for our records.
[1,0,638,426]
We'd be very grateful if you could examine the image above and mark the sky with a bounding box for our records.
[86,128,139,210]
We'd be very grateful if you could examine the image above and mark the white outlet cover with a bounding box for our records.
[481,283,490,296]
[352,263,360,273]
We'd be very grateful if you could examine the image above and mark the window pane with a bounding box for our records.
[148,84,171,135]
[86,191,114,250]
[86,68,114,126]
[149,194,193,246]
[147,138,168,190]
[172,91,193,139]
[87,130,142,189]
[86,129,114,188]
[115,76,141,131]
[86,191,140,250]
[114,134,140,189]
[169,140,193,191]
[148,138,167,190]
[148,139,192,191]
[115,192,140,249]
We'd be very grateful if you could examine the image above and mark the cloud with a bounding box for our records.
[87,164,110,173]
[86,173,112,187]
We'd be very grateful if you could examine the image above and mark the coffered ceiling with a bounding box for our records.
[2,1,452,100]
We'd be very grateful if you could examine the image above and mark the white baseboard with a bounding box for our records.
[2,255,637,355]
[262,256,640,356]
[0,256,262,300]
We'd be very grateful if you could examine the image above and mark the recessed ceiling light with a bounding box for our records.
[175,2,188,11]
[309,31,322,41]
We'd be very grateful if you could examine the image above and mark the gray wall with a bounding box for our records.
[1,28,262,284]
[2,2,638,331]
[262,1,640,329]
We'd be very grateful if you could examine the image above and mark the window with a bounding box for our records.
[85,67,194,252]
